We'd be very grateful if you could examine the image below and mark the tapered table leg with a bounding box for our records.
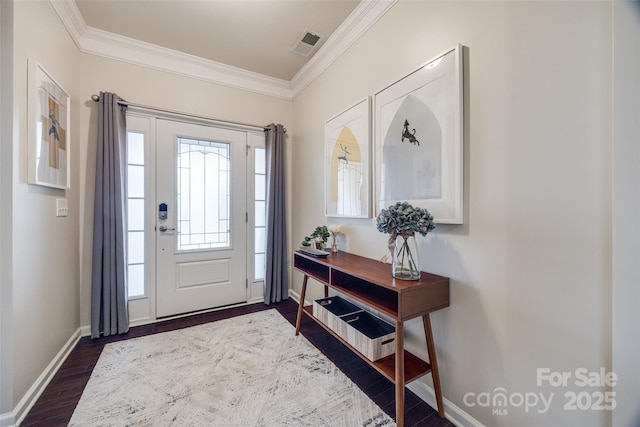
[294,275,308,336]
[423,314,444,417]
[395,320,405,427]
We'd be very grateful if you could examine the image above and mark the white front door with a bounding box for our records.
[155,119,247,317]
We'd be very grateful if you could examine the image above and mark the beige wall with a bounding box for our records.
[0,0,14,416]
[292,1,612,425]
[2,1,632,426]
[2,0,293,422]
[10,0,81,415]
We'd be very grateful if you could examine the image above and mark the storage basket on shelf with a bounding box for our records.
[341,311,396,361]
[312,295,363,339]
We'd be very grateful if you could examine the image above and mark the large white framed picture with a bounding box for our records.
[28,59,71,189]
[374,44,464,224]
[325,97,371,218]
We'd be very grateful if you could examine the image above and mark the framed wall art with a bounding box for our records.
[28,59,71,189]
[374,44,464,224]
[325,97,371,218]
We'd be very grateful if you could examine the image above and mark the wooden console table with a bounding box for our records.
[293,250,450,426]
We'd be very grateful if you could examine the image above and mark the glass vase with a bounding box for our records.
[392,232,421,280]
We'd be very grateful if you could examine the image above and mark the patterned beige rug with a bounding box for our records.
[69,309,395,426]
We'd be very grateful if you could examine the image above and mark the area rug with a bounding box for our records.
[69,309,395,426]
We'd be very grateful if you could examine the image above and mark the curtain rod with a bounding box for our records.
[90,94,286,133]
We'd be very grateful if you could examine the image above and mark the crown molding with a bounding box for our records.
[49,0,293,99]
[290,0,397,97]
[50,0,396,100]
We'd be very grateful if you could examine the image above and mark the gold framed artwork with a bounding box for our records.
[325,97,371,218]
[28,59,71,189]
[374,44,464,224]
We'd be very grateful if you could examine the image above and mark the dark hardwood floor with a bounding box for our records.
[21,299,453,427]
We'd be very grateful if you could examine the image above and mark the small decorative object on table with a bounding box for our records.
[376,201,435,280]
[328,224,343,253]
[301,225,330,250]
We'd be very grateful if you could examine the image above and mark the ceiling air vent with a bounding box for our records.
[291,29,323,57]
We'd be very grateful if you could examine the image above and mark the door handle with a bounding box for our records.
[158,225,176,232]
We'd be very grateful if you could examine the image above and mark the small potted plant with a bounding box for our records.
[301,225,330,250]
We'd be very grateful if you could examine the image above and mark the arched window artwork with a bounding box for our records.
[331,127,362,216]
[374,44,464,224]
[381,96,442,201]
[325,98,371,218]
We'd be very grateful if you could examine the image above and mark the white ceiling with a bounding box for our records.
[75,0,360,82]
[53,0,398,99]
[52,0,396,98]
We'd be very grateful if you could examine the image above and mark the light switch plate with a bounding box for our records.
[56,198,68,217]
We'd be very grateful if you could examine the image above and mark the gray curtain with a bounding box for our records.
[91,92,129,338]
[264,124,288,304]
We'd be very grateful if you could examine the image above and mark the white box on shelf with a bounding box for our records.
[313,296,363,338]
[342,311,396,361]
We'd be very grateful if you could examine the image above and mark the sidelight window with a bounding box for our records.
[127,130,145,298]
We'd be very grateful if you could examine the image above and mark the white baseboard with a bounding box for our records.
[0,328,81,427]
[80,324,91,337]
[407,375,484,427]
[289,289,300,303]
[290,289,481,427]
[3,295,482,427]
[288,289,310,306]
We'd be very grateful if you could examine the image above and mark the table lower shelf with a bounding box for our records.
[301,306,432,384]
